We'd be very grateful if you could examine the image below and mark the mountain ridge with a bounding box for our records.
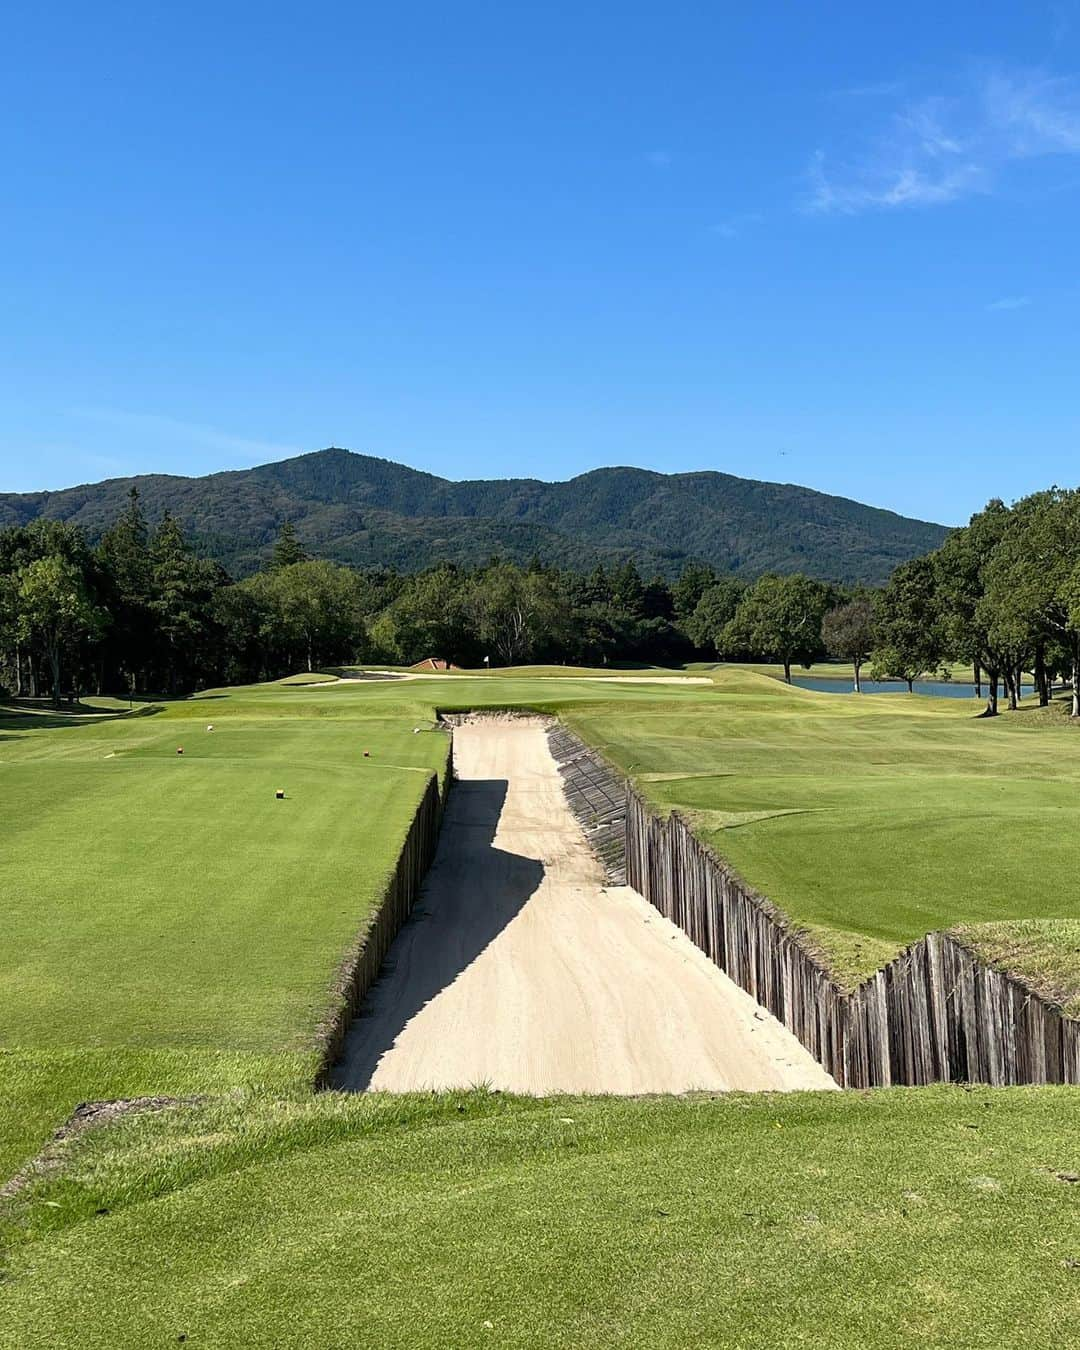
[0,447,950,583]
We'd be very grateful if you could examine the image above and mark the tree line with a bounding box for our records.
[708,488,1080,715]
[2,487,1078,716]
[0,491,741,699]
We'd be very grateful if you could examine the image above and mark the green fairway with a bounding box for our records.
[2,1085,1078,1348]
[1,706,451,1053]
[564,674,1080,999]
[0,684,451,1170]
[4,667,1080,1346]
[5,665,1080,1175]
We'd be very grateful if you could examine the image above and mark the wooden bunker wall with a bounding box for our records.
[626,787,1080,1088]
[314,741,450,1086]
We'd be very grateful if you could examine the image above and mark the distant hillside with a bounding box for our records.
[0,448,949,582]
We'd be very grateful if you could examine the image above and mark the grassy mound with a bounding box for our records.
[2,1086,1078,1348]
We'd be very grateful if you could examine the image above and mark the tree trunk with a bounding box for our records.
[853,659,862,694]
[782,657,791,684]
[1072,640,1080,718]
[1035,644,1049,706]
[47,641,61,708]
[28,652,38,699]
[985,669,998,716]
[973,661,981,698]
[1004,668,1018,712]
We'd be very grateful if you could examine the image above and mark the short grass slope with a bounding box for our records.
[2,1086,1078,1349]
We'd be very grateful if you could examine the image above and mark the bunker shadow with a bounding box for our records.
[331,777,544,1090]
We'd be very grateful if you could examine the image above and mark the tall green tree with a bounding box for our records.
[97,487,154,691]
[822,595,876,692]
[685,579,745,656]
[610,561,646,620]
[934,501,1014,715]
[871,556,941,693]
[243,560,367,672]
[468,562,558,666]
[723,573,832,682]
[985,490,1080,716]
[150,513,227,693]
[0,570,20,694]
[671,561,718,628]
[17,555,105,705]
[271,521,308,569]
[379,565,472,665]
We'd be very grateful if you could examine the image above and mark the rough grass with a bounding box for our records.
[1,1086,1079,1348]
[958,920,1080,1018]
[0,1049,311,1182]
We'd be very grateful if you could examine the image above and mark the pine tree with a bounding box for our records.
[271,522,308,569]
[97,488,153,691]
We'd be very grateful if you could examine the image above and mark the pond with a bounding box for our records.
[791,676,1034,700]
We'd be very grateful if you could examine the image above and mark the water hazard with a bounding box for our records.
[791,676,1034,700]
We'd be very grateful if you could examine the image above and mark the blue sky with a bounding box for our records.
[3,2,1080,524]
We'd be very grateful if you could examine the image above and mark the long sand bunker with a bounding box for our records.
[334,718,834,1094]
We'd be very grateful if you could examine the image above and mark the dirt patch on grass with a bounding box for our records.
[1,1096,197,1200]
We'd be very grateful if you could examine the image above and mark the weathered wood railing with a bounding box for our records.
[626,788,1080,1087]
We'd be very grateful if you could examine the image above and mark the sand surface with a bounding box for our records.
[333,718,835,1094]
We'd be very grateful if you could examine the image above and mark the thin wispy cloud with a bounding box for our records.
[985,295,1032,311]
[70,407,301,463]
[806,67,1080,214]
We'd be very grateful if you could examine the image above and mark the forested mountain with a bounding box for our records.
[0,448,947,583]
